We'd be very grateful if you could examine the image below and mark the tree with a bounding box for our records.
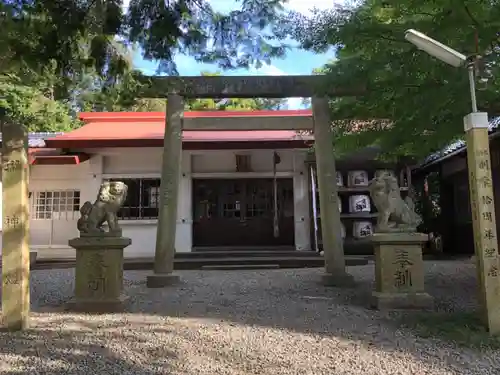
[128,0,289,73]
[86,71,290,112]
[0,0,132,129]
[253,98,289,110]
[0,74,78,132]
[0,0,293,131]
[284,0,500,159]
[2,0,290,81]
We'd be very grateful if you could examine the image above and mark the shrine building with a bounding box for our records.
[0,111,315,259]
[0,110,410,260]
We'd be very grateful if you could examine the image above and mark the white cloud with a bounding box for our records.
[124,0,346,16]
[249,64,286,76]
[285,0,342,15]
[209,0,344,15]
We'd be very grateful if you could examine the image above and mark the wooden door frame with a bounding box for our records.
[191,171,295,179]
[191,177,295,247]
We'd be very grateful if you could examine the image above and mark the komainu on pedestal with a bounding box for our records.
[367,171,433,310]
[77,181,128,236]
[368,171,422,233]
[67,181,132,313]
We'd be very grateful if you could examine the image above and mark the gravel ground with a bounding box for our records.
[0,260,498,375]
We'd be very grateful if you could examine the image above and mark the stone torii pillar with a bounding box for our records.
[146,94,184,288]
[311,97,354,286]
[1,115,30,330]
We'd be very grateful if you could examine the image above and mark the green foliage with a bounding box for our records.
[127,0,288,73]
[412,172,441,234]
[186,97,286,111]
[1,0,290,79]
[284,0,500,159]
[87,71,289,112]
[1,0,133,101]
[0,0,294,131]
[0,75,78,132]
[75,70,146,112]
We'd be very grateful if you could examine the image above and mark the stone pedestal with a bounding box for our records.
[368,232,433,310]
[67,235,131,313]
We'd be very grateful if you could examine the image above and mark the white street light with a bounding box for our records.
[405,28,477,112]
[405,29,500,335]
[404,29,466,68]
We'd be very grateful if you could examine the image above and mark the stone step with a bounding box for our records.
[176,250,320,259]
[33,256,369,271]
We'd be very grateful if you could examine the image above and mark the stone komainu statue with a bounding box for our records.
[77,181,128,234]
[368,171,422,232]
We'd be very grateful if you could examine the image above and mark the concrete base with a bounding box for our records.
[66,295,128,314]
[146,273,180,288]
[30,251,37,267]
[0,317,29,332]
[371,291,434,310]
[321,272,356,287]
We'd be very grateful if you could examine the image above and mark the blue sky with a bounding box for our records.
[130,0,340,108]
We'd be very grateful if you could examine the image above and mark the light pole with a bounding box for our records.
[405,29,500,334]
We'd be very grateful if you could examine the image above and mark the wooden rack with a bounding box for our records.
[306,156,413,254]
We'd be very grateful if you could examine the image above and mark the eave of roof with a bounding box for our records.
[29,150,90,165]
[417,116,500,171]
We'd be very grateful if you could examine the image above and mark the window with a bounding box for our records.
[246,183,270,218]
[108,178,161,220]
[32,190,81,219]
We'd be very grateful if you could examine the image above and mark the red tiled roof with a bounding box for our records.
[47,110,314,144]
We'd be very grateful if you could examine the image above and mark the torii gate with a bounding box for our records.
[139,75,364,288]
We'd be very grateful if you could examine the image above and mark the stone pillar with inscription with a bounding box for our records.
[1,114,30,330]
[146,94,183,288]
[311,97,354,286]
[464,112,500,334]
[67,181,131,313]
[368,171,433,310]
